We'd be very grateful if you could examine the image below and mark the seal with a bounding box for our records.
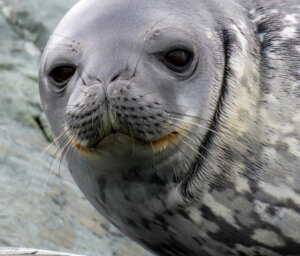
[39,0,300,255]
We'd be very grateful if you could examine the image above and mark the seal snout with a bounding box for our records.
[65,80,183,152]
[65,92,110,149]
[109,84,170,143]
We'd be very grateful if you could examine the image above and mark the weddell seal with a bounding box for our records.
[39,0,300,255]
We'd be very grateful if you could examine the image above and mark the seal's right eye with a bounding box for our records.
[49,66,75,85]
[165,50,192,68]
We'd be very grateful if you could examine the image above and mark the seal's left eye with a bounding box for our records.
[49,66,75,84]
[165,50,192,67]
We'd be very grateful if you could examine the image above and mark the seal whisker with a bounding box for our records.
[174,128,209,152]
[127,124,135,156]
[167,121,223,152]
[58,134,77,173]
[144,131,156,171]
[133,95,211,119]
[42,163,54,197]
[43,133,66,154]
[168,117,218,135]
[43,130,73,195]
[76,85,95,97]
[44,124,73,158]
[131,13,173,78]
[170,133,205,160]
[165,137,192,166]
[76,68,87,86]
[142,118,207,167]
[63,100,107,109]
[165,111,211,122]
[51,33,79,42]
[47,43,74,47]
[57,137,73,175]
[170,162,180,181]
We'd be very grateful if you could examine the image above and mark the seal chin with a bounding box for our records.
[74,131,182,156]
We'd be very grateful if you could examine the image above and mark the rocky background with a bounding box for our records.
[0,0,151,255]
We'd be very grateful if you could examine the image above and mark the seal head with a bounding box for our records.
[39,0,300,255]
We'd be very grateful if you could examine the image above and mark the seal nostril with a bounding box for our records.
[110,74,119,83]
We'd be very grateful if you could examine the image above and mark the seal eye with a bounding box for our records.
[49,66,75,84]
[164,50,193,71]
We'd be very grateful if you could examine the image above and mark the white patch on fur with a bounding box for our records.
[203,193,239,229]
[188,208,203,225]
[203,220,220,233]
[281,27,297,39]
[260,108,294,134]
[277,209,300,243]
[284,14,298,24]
[278,124,294,134]
[283,137,300,158]
[251,229,285,247]
[264,93,279,104]
[262,147,277,164]
[255,200,300,243]
[292,113,300,123]
[258,182,300,205]
[234,175,250,193]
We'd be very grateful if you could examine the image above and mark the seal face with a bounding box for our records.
[39,0,300,255]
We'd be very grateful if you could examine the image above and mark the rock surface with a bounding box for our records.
[0,1,151,255]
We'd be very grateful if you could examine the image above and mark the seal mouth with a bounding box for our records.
[74,130,182,155]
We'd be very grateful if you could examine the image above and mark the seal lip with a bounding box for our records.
[74,131,181,155]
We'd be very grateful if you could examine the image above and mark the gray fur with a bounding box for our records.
[39,0,300,255]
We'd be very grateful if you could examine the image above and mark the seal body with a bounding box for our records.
[39,0,300,255]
